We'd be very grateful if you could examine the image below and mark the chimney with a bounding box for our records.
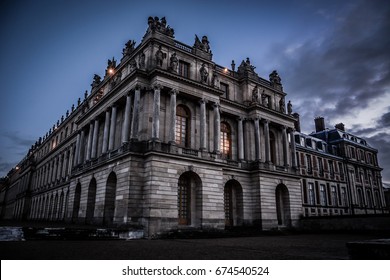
[314,117,325,132]
[335,123,345,131]
[292,113,301,132]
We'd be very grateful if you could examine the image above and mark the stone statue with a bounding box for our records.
[122,40,136,57]
[139,52,145,69]
[269,70,281,85]
[261,93,268,107]
[66,110,69,117]
[279,97,285,113]
[169,52,178,73]
[91,74,101,89]
[287,100,292,115]
[147,16,175,37]
[200,63,208,83]
[84,90,88,100]
[71,104,75,111]
[155,45,166,68]
[194,35,211,53]
[252,86,259,103]
[77,98,81,106]
[129,58,137,71]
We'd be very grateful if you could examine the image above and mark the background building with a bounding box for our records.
[0,17,387,237]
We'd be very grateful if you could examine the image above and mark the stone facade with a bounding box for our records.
[0,16,387,237]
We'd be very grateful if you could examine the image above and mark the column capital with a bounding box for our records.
[213,102,220,109]
[153,82,163,90]
[199,98,207,105]
[134,83,141,91]
[287,127,295,133]
[169,88,178,96]
[261,118,270,124]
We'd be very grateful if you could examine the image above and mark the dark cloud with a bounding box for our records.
[1,131,34,148]
[270,0,390,182]
[276,0,390,123]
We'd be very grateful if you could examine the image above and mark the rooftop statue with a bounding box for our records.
[269,70,282,85]
[122,40,136,57]
[194,35,211,53]
[147,16,175,37]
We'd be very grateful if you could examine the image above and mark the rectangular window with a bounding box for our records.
[318,158,324,176]
[220,82,229,99]
[178,61,189,78]
[350,147,356,159]
[341,187,347,206]
[308,183,315,205]
[329,160,334,178]
[320,184,327,206]
[306,154,312,174]
[331,186,337,206]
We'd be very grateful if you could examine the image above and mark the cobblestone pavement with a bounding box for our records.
[1,232,388,260]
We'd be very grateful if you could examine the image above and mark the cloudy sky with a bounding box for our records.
[1,0,389,182]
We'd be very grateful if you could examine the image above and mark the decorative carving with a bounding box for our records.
[155,45,166,68]
[200,63,208,83]
[147,16,175,37]
[287,100,292,115]
[231,60,235,71]
[252,85,259,103]
[122,40,136,57]
[169,52,178,73]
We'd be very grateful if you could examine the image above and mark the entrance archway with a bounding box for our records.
[177,171,202,226]
[224,179,243,227]
[275,184,291,226]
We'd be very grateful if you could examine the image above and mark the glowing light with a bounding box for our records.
[108,68,114,74]
[224,68,228,73]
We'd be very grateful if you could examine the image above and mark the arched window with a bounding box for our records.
[176,105,190,147]
[220,122,232,158]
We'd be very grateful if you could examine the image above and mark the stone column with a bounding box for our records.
[57,155,63,181]
[131,86,141,140]
[91,118,99,158]
[263,119,271,163]
[282,126,289,167]
[77,129,85,165]
[86,121,94,161]
[289,128,297,168]
[121,93,132,143]
[199,99,207,151]
[108,105,117,150]
[169,89,177,144]
[213,103,221,153]
[52,159,57,183]
[152,84,162,140]
[74,132,80,166]
[102,109,110,153]
[254,118,261,161]
[237,118,244,161]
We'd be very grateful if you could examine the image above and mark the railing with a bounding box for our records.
[182,148,199,156]
[174,41,193,53]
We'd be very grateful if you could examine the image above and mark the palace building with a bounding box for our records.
[0,17,387,237]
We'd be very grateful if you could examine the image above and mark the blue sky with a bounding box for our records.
[1,0,389,182]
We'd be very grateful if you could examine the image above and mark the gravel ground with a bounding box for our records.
[1,232,388,260]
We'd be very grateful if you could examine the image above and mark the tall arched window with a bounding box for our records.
[270,131,277,164]
[176,105,190,147]
[220,122,232,158]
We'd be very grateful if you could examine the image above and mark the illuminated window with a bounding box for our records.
[176,105,190,147]
[220,122,232,158]
[178,61,189,78]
